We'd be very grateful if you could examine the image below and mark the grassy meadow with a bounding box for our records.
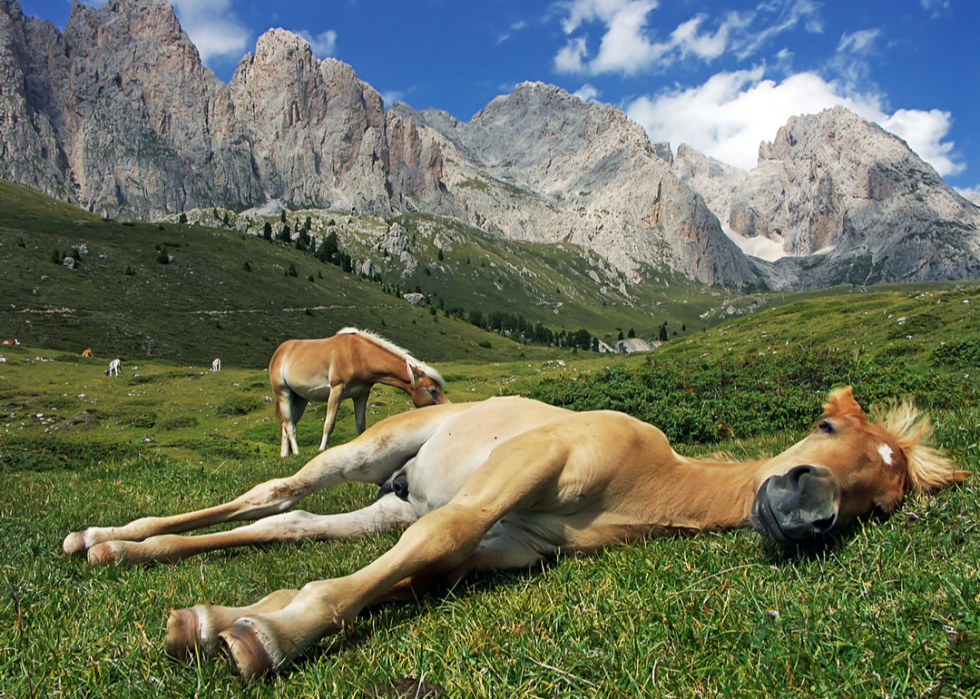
[2,280,979,697]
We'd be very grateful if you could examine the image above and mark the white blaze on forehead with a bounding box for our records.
[878,444,894,466]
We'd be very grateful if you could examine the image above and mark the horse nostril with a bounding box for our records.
[787,464,816,487]
[811,514,836,535]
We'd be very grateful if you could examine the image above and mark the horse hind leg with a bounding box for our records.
[276,390,307,457]
[318,388,344,452]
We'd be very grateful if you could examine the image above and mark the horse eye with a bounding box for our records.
[817,420,834,434]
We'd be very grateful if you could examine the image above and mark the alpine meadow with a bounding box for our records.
[1,183,978,695]
[2,0,980,695]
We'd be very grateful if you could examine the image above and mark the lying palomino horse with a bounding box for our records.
[62,387,967,680]
[269,327,449,457]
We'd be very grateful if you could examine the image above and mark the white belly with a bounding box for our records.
[405,396,572,516]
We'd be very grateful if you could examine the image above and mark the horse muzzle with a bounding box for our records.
[752,464,840,544]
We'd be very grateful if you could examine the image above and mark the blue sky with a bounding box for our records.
[20,0,980,195]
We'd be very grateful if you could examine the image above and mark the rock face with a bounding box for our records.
[1,0,978,291]
[397,83,757,287]
[675,107,980,288]
[228,29,390,212]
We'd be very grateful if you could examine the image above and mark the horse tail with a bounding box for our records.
[273,393,285,430]
[269,349,289,433]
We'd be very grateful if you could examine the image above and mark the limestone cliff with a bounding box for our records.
[674,107,980,288]
[1,0,977,291]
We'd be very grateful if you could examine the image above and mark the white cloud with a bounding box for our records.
[955,186,980,204]
[573,84,601,101]
[881,109,965,177]
[294,30,338,58]
[380,90,406,107]
[554,0,822,75]
[830,28,881,91]
[920,0,950,17]
[497,21,528,44]
[625,69,965,177]
[170,0,250,63]
[837,28,881,55]
[555,37,589,72]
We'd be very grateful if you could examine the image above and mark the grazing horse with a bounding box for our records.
[104,359,121,377]
[269,327,449,457]
[211,358,221,373]
[81,348,94,357]
[62,387,967,680]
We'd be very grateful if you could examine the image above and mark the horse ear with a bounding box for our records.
[950,470,971,485]
[824,386,865,419]
[409,364,422,386]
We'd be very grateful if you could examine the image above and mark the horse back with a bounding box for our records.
[269,335,374,398]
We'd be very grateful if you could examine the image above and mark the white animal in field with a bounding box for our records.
[104,359,121,377]
[212,358,222,373]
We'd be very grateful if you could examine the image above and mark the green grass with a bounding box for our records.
[0,181,565,367]
[1,314,978,696]
[2,180,979,696]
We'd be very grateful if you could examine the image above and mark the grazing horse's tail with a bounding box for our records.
[273,389,285,431]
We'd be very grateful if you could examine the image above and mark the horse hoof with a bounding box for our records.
[165,608,201,659]
[166,605,222,659]
[63,531,88,556]
[87,542,121,566]
[220,618,278,681]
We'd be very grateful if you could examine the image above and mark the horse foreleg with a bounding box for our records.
[64,405,461,565]
[162,494,418,657]
[90,494,418,568]
[318,387,344,452]
[212,432,569,679]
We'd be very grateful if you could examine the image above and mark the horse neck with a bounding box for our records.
[363,343,415,392]
[655,456,769,529]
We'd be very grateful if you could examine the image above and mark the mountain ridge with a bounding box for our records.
[1,0,977,291]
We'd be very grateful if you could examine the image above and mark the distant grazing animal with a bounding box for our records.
[268,327,449,457]
[212,358,221,373]
[62,387,968,681]
[104,359,121,377]
[81,348,94,357]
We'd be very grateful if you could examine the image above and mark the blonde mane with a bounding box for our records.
[336,328,445,387]
[871,399,963,491]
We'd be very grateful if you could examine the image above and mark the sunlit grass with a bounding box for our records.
[1,340,978,697]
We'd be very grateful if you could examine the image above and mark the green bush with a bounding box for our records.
[932,336,980,369]
[217,397,263,416]
[523,347,976,446]
[160,415,199,431]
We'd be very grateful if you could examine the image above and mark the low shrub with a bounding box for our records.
[523,347,976,446]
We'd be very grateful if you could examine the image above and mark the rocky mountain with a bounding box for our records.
[1,0,978,292]
[674,107,980,289]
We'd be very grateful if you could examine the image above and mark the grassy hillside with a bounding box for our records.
[656,282,980,371]
[5,179,974,367]
[159,202,772,346]
[0,181,570,367]
[2,179,978,695]
[1,295,977,696]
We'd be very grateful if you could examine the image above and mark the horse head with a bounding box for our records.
[408,363,451,407]
[751,386,968,545]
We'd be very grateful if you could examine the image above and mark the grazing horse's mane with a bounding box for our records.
[336,327,445,388]
[871,398,960,492]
